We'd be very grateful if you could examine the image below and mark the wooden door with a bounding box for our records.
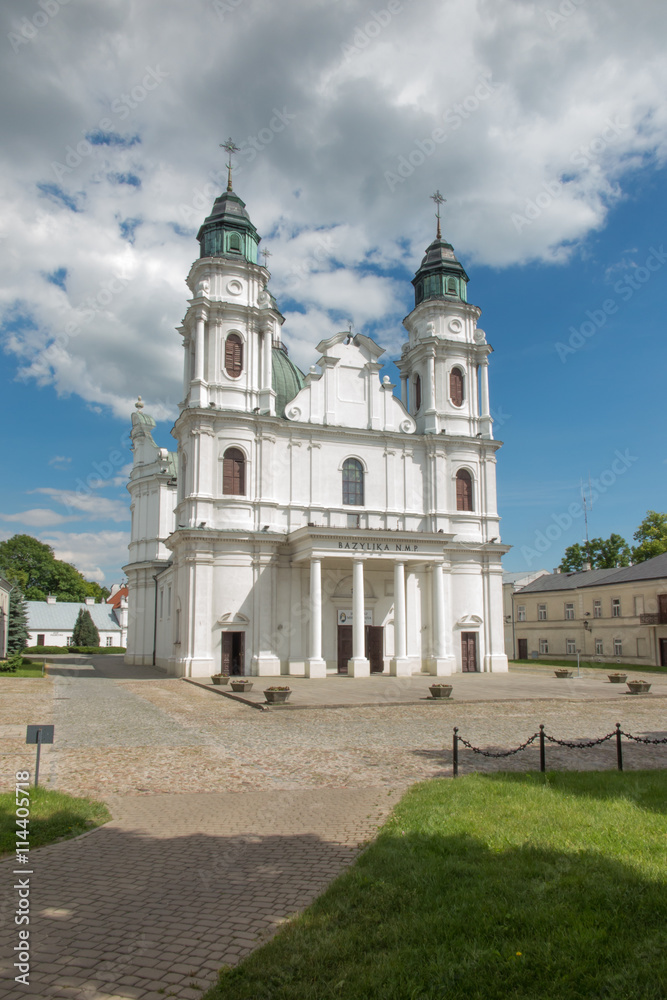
[517,638,528,660]
[658,594,667,621]
[367,626,384,673]
[337,625,352,674]
[461,632,478,672]
[660,638,667,668]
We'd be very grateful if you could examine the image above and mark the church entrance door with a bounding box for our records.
[222,631,245,675]
[461,632,478,672]
[517,638,527,660]
[337,625,384,673]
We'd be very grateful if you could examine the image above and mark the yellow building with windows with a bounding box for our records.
[510,553,667,667]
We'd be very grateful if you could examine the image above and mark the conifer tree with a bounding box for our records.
[7,589,29,654]
[72,608,100,647]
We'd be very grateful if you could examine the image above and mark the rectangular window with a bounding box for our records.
[566,639,576,655]
[538,604,547,621]
[593,600,602,618]
[634,595,644,616]
[106,636,113,647]
[595,639,603,655]
[539,639,548,654]
[612,598,621,617]
[613,639,622,656]
[516,605,526,622]
[66,636,74,647]
[564,603,574,620]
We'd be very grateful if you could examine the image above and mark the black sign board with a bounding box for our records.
[26,725,55,745]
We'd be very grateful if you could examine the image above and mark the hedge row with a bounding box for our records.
[25,646,127,654]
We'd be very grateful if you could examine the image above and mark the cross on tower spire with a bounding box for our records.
[430,190,446,239]
[219,137,240,192]
[261,247,272,268]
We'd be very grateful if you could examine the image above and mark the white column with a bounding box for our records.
[191,309,208,407]
[259,328,276,415]
[428,560,455,675]
[349,557,370,677]
[479,358,492,438]
[262,329,271,389]
[305,558,326,677]
[390,561,411,676]
[424,352,438,433]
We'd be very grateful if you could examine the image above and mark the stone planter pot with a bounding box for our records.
[429,685,453,699]
[230,680,253,693]
[211,675,229,686]
[627,680,651,695]
[554,669,573,678]
[608,673,627,684]
[264,689,291,704]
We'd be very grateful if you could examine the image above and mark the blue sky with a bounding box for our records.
[1,0,665,585]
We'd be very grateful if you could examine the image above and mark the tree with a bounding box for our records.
[0,534,110,603]
[72,608,100,647]
[559,534,630,572]
[7,589,29,653]
[632,510,667,564]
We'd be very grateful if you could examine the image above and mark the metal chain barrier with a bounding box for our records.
[451,722,666,776]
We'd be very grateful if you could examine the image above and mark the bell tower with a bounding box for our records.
[178,139,283,415]
[397,192,493,438]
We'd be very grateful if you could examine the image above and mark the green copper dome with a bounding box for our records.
[412,236,469,307]
[197,189,260,263]
[272,346,305,417]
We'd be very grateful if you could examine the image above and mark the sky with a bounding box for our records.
[1,0,666,585]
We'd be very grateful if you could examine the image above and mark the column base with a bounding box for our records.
[189,380,209,408]
[184,658,216,679]
[287,660,306,676]
[305,658,326,679]
[348,657,370,677]
[259,387,276,416]
[427,656,456,676]
[251,656,281,677]
[389,657,412,677]
[483,654,509,673]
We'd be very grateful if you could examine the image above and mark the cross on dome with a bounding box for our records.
[430,190,446,238]
[219,137,240,192]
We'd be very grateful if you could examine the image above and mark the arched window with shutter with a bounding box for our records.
[223,447,246,496]
[225,334,243,378]
[228,232,242,253]
[449,367,464,407]
[414,374,422,411]
[456,469,473,511]
[342,458,364,506]
[447,277,457,295]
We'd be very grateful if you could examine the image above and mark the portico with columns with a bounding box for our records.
[124,175,509,678]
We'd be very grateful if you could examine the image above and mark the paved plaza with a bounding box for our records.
[1,656,665,999]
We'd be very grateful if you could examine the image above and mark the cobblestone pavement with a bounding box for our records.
[0,658,665,999]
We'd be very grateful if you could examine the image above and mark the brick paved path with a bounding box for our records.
[0,657,665,999]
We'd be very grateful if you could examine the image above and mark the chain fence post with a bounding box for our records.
[539,724,546,773]
[616,722,623,771]
[452,727,459,778]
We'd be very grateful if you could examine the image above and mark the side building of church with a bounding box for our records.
[124,181,510,678]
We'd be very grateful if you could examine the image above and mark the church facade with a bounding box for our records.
[124,179,509,678]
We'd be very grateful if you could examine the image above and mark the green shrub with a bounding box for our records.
[25,645,126,654]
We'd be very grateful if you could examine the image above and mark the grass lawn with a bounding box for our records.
[510,657,665,674]
[0,788,110,857]
[0,658,46,678]
[207,772,667,1000]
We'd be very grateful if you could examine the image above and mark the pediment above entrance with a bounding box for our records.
[456,614,483,626]
[217,612,250,625]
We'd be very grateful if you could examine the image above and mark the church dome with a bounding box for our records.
[272,346,305,417]
[412,236,470,307]
[197,189,261,263]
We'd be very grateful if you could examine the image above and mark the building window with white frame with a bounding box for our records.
[516,605,526,622]
[342,458,364,506]
[564,603,574,620]
[66,636,74,646]
[612,598,621,618]
[539,638,548,654]
[566,638,576,655]
[613,638,622,656]
[106,636,113,647]
[595,639,603,655]
[593,600,602,618]
[538,604,547,621]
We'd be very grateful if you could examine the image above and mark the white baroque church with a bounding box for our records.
[124,176,509,678]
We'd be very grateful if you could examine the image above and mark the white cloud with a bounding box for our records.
[39,530,130,584]
[48,455,72,468]
[30,488,130,522]
[0,508,77,527]
[1,0,667,418]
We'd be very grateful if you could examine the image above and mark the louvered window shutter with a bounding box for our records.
[225,335,243,377]
[223,448,245,495]
[456,470,472,511]
[450,368,464,406]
